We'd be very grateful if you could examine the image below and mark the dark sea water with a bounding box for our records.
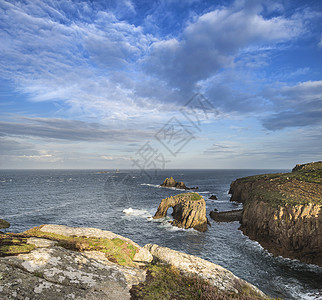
[1,169,321,299]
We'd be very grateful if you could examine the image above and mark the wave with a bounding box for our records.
[198,191,210,194]
[122,208,151,218]
[207,200,228,203]
[149,216,199,233]
[140,183,188,191]
[140,183,161,188]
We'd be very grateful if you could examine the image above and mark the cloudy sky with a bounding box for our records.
[0,0,321,169]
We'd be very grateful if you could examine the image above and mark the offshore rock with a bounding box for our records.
[209,195,218,200]
[160,177,198,190]
[153,193,208,232]
[0,219,10,230]
[229,161,322,266]
[210,209,243,222]
[144,244,266,298]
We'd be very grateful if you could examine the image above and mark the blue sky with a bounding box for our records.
[0,0,321,169]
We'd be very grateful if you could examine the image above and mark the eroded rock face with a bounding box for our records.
[153,193,208,232]
[242,201,322,266]
[144,244,266,298]
[160,177,198,190]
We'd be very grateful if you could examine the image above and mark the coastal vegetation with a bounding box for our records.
[187,192,202,201]
[0,226,138,266]
[0,233,35,257]
[230,161,322,207]
[130,263,265,300]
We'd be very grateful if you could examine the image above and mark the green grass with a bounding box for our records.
[234,162,322,207]
[0,234,35,257]
[130,263,267,300]
[19,226,138,266]
[189,192,202,201]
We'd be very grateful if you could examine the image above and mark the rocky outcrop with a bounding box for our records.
[210,209,243,222]
[0,219,10,230]
[229,162,322,266]
[153,193,208,232]
[0,224,266,299]
[292,161,322,172]
[0,225,152,300]
[160,177,198,189]
[144,244,266,298]
[209,194,217,200]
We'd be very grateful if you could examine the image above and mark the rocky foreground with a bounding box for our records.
[0,223,266,299]
[229,161,322,266]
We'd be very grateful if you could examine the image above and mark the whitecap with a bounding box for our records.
[122,208,151,217]
[140,183,161,188]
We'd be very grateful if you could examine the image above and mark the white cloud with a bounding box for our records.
[143,1,304,90]
[318,35,322,48]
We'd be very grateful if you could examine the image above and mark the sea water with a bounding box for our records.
[1,169,321,299]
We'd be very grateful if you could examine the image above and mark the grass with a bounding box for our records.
[234,162,322,207]
[188,192,202,201]
[0,233,35,257]
[1,226,138,266]
[172,192,202,201]
[130,263,267,300]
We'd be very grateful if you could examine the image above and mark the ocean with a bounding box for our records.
[1,169,321,299]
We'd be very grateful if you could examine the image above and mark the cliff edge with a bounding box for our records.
[229,161,322,266]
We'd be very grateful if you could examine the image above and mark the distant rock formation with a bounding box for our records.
[209,195,217,200]
[160,177,198,190]
[210,209,243,222]
[153,193,208,231]
[0,219,10,230]
[229,161,322,266]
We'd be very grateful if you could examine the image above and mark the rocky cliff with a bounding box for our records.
[229,161,322,266]
[153,193,208,232]
[0,224,265,299]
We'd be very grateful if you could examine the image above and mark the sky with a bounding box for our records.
[0,0,321,170]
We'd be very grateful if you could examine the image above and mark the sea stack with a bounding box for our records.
[160,177,198,190]
[153,193,208,232]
